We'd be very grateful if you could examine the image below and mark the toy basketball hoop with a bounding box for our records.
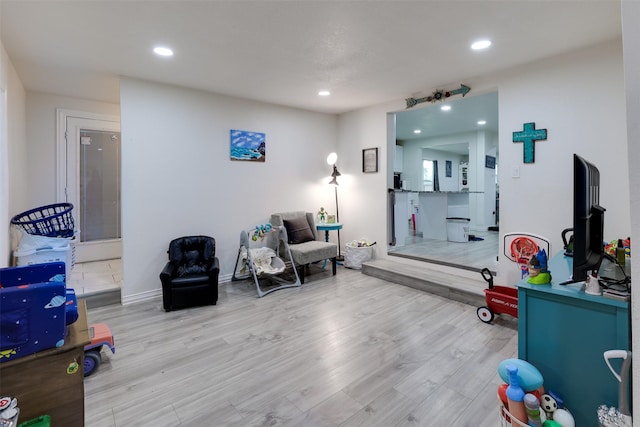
[503,232,551,279]
[511,237,539,264]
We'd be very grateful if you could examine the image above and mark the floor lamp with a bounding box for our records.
[327,153,344,261]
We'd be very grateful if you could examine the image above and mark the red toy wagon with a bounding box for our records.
[477,268,518,323]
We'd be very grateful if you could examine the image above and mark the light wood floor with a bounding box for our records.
[388,230,499,273]
[85,266,517,426]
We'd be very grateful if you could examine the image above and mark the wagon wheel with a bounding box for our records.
[477,306,494,323]
[84,351,102,377]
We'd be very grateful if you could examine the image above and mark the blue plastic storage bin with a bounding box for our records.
[10,203,75,238]
[0,262,68,363]
[65,287,78,325]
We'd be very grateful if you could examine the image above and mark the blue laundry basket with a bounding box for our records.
[10,203,75,238]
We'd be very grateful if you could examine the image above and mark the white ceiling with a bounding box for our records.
[1,0,621,119]
[395,91,498,150]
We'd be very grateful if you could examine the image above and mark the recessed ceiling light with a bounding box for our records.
[471,40,492,50]
[477,120,487,125]
[153,46,174,57]
[413,129,422,134]
[441,105,451,111]
[318,90,331,96]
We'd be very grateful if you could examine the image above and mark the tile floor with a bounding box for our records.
[67,258,122,297]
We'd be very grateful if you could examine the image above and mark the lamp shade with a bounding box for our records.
[329,165,340,185]
[327,152,338,166]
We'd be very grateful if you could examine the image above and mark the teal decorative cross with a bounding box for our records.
[513,122,548,163]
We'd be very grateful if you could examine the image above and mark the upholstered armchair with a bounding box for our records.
[270,212,337,284]
[160,235,219,311]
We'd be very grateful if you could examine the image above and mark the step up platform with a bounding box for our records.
[361,257,492,307]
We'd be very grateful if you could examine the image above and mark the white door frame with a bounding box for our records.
[56,109,121,262]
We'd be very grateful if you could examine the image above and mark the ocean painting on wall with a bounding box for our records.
[230,129,266,162]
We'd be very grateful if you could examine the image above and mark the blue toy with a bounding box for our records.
[527,249,552,284]
[0,263,68,362]
[251,223,273,241]
[498,358,544,391]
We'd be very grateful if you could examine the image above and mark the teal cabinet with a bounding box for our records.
[517,253,630,426]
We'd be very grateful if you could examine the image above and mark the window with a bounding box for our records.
[423,159,434,191]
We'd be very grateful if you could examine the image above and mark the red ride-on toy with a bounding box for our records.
[477,268,518,323]
[84,323,115,377]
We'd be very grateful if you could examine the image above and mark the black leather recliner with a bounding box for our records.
[160,235,219,311]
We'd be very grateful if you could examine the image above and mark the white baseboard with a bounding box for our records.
[121,273,234,305]
[122,288,161,305]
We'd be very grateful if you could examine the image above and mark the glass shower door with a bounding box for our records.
[79,129,121,242]
[65,116,122,262]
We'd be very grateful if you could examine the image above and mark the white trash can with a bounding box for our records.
[446,217,470,243]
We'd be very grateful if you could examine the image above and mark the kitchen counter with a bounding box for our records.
[392,190,472,245]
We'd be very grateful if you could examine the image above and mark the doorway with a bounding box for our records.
[57,110,121,263]
[388,92,499,272]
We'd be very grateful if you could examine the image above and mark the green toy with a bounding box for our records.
[527,249,552,284]
[317,207,327,223]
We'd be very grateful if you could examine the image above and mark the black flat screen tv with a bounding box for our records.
[564,154,606,284]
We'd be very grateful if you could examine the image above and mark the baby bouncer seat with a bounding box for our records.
[232,224,301,297]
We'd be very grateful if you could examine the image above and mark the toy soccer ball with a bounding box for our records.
[541,394,558,414]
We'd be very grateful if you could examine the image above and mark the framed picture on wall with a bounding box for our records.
[485,155,496,169]
[445,160,452,177]
[230,129,266,162]
[362,147,378,173]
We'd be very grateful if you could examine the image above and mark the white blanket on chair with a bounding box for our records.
[240,247,284,275]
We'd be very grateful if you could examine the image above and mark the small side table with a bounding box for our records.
[316,222,343,241]
[316,222,343,265]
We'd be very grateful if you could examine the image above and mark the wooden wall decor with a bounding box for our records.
[405,84,471,109]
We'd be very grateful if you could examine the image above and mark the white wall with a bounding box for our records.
[422,149,464,193]
[25,92,120,207]
[337,104,399,254]
[496,39,629,284]
[119,78,338,302]
[405,149,467,193]
[621,0,640,418]
[0,42,27,267]
[400,132,475,192]
[338,39,629,286]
